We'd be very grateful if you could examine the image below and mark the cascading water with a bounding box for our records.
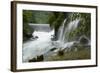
[52,19,80,50]
[58,19,80,43]
[23,30,54,62]
[22,18,90,62]
[58,19,67,42]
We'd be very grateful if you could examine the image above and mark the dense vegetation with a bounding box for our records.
[23,10,91,42]
[67,13,91,41]
[23,10,91,62]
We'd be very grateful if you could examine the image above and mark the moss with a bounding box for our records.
[44,47,91,61]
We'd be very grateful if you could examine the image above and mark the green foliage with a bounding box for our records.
[67,13,91,41]
[33,11,52,24]
[52,13,65,29]
[23,10,91,42]
[50,12,66,39]
[23,10,67,41]
[23,10,34,41]
[23,10,36,23]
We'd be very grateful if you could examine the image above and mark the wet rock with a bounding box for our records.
[31,36,38,39]
[50,48,57,51]
[51,35,57,41]
[28,55,44,62]
[35,36,38,38]
[79,35,89,45]
[26,33,33,38]
[37,55,44,62]
[58,50,64,56]
[28,58,37,62]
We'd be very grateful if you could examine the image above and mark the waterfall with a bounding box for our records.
[58,19,67,42]
[58,19,80,43]
[22,18,90,62]
[52,19,80,49]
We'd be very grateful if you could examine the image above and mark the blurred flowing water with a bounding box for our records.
[23,28,54,62]
[22,19,90,62]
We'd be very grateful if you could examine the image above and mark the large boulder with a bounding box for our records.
[28,58,37,62]
[28,55,44,62]
[37,55,44,62]
[50,48,57,51]
[58,50,64,56]
[79,35,89,45]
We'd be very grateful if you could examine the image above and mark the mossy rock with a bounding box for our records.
[58,50,64,56]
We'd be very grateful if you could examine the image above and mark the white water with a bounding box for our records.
[58,19,67,42]
[23,30,54,62]
[54,19,80,50]
[58,19,80,43]
[23,19,82,62]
